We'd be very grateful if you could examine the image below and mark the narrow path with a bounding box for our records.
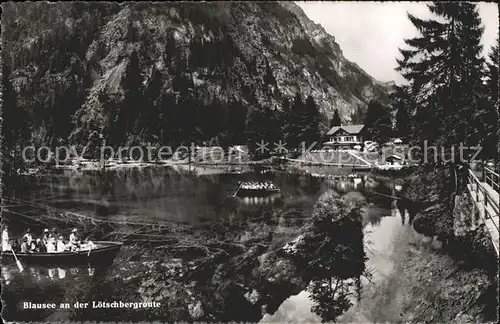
[346,150,373,167]
[466,181,499,255]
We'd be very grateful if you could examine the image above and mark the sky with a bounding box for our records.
[296,1,499,85]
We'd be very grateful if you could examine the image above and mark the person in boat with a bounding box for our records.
[20,237,30,253]
[42,228,49,246]
[46,233,56,253]
[29,238,37,252]
[68,228,81,252]
[2,225,12,252]
[23,228,33,247]
[32,238,43,253]
[56,235,66,252]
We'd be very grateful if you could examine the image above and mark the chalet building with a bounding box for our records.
[323,124,366,149]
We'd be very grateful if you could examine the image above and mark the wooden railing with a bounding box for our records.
[483,167,499,193]
[468,169,499,234]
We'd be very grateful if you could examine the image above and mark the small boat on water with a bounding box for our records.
[1,241,122,266]
[234,181,280,197]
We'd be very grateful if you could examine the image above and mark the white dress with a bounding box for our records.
[46,238,56,253]
[56,241,66,252]
[23,233,33,247]
[2,230,11,251]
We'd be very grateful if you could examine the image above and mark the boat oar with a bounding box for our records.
[11,249,24,272]
[87,241,94,257]
[233,183,242,197]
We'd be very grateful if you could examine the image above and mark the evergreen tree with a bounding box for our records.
[246,106,273,158]
[158,91,178,145]
[303,95,321,146]
[481,36,499,160]
[396,2,487,154]
[485,36,499,104]
[142,66,163,140]
[99,90,120,147]
[394,105,410,141]
[297,197,366,322]
[280,97,292,141]
[330,109,342,127]
[225,100,248,145]
[246,102,285,158]
[349,104,365,124]
[364,100,392,145]
[119,51,144,140]
[1,61,29,175]
[263,58,277,87]
[286,93,305,150]
[392,85,412,141]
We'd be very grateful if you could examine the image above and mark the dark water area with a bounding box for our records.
[1,166,420,322]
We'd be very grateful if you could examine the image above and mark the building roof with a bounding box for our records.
[326,124,365,136]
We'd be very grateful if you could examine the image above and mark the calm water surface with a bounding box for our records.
[2,166,420,322]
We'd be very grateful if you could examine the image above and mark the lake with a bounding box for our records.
[1,165,424,322]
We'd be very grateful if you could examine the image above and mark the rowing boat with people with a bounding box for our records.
[1,241,123,266]
[233,181,281,197]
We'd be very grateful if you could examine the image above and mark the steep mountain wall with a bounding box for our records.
[1,2,391,146]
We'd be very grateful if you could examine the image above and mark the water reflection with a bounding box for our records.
[241,195,280,205]
[263,191,410,323]
[5,167,411,322]
[1,264,97,286]
[309,277,363,322]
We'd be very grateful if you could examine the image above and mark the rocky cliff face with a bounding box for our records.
[2,2,390,146]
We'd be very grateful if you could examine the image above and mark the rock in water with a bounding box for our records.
[188,300,204,319]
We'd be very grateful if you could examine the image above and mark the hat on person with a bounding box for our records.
[44,229,49,233]
[71,228,78,233]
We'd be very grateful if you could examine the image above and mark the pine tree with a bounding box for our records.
[303,95,321,146]
[454,3,487,147]
[286,93,304,150]
[119,51,143,140]
[349,104,365,124]
[396,2,487,153]
[364,100,392,145]
[263,58,277,86]
[485,36,499,104]
[330,109,342,127]
[280,97,292,139]
[142,66,163,140]
[246,105,279,158]
[1,61,29,175]
[481,36,499,160]
[392,85,412,141]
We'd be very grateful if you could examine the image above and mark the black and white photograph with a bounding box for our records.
[0,1,499,323]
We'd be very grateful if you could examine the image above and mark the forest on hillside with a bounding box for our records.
[1,2,498,177]
[1,1,392,175]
